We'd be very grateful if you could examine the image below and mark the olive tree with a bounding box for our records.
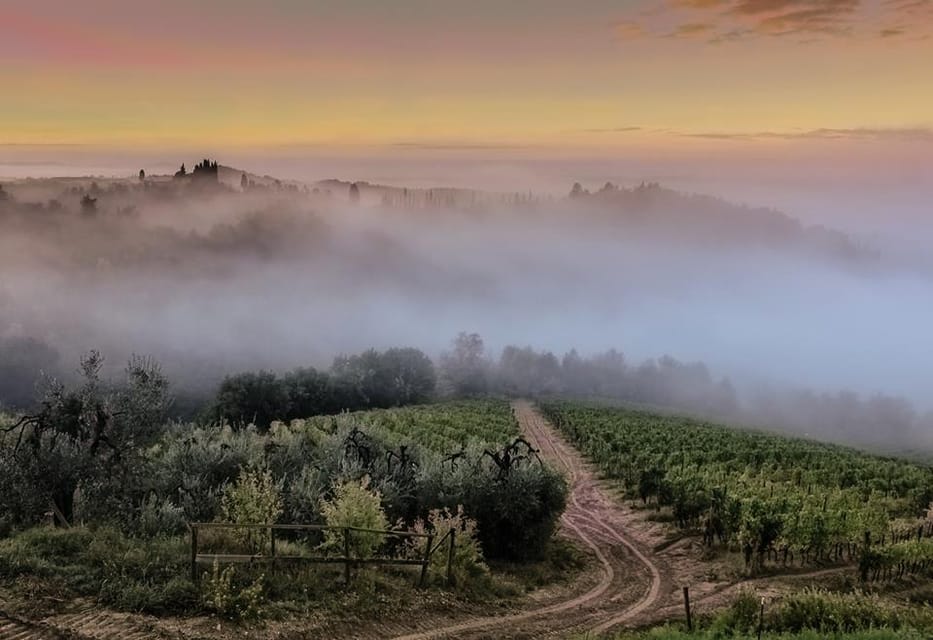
[0,351,170,526]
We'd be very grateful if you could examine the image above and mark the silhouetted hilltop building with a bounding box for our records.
[172,159,221,187]
[192,159,219,181]
[349,181,360,205]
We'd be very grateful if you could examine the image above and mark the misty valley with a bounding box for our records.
[2,161,932,640]
[0,163,929,450]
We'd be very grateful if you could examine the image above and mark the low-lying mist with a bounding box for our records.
[1,166,931,452]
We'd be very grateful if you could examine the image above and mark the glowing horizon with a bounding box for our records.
[2,0,933,150]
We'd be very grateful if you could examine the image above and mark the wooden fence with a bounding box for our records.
[189,522,457,587]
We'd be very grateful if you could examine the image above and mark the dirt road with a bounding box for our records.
[390,400,675,639]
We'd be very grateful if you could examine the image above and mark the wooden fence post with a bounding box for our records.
[270,526,276,574]
[190,525,199,583]
[683,586,692,631]
[420,534,434,588]
[344,527,352,585]
[446,530,457,587]
[757,597,765,640]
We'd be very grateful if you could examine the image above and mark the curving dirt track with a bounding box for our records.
[391,400,674,640]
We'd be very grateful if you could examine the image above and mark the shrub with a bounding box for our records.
[285,464,328,524]
[707,588,933,636]
[220,468,283,553]
[149,423,264,523]
[320,478,389,559]
[710,587,762,634]
[200,561,265,620]
[464,463,567,561]
[408,505,487,587]
[770,589,902,633]
[136,494,186,537]
[415,446,568,562]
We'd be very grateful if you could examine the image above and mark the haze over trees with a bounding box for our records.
[0,165,930,452]
[211,347,435,430]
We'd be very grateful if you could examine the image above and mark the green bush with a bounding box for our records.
[463,463,568,561]
[769,589,904,633]
[148,423,265,523]
[220,467,283,553]
[415,444,568,562]
[702,588,933,638]
[408,505,488,587]
[320,478,389,559]
[285,464,328,524]
[709,587,762,634]
[136,494,186,537]
[200,561,265,620]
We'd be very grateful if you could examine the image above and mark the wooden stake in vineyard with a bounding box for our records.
[683,586,692,631]
[757,596,766,640]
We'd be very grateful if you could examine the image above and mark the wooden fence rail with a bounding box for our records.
[189,522,456,588]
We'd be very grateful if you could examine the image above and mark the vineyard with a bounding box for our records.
[300,400,519,453]
[540,401,933,577]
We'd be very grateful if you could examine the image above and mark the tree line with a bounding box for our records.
[2,331,929,451]
[208,347,435,430]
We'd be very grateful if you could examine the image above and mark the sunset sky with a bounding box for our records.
[2,0,933,151]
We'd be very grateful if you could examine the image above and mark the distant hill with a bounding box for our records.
[564,181,877,263]
[0,164,876,264]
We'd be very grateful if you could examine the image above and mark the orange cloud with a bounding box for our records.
[672,0,729,7]
[614,19,647,39]
[635,0,933,42]
[670,22,716,37]
[680,127,933,141]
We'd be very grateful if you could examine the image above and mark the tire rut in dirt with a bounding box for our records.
[0,612,86,640]
[43,611,182,640]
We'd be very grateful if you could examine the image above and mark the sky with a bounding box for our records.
[2,0,933,152]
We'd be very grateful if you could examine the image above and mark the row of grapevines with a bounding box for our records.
[860,538,933,581]
[541,400,933,571]
[302,399,518,453]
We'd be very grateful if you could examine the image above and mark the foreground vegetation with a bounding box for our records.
[0,359,568,621]
[542,401,933,575]
[604,587,933,639]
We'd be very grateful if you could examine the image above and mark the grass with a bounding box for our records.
[489,536,589,593]
[595,587,933,640]
[601,630,930,640]
[0,526,196,617]
[0,525,588,624]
